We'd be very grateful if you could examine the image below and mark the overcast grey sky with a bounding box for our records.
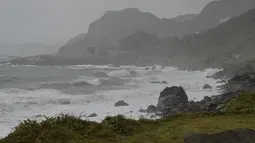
[0,0,213,44]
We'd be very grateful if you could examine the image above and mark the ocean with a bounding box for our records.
[0,63,222,137]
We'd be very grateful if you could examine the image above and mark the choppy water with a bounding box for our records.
[0,64,222,138]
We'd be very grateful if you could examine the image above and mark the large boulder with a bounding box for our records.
[146,105,157,113]
[88,113,98,118]
[184,128,255,143]
[129,71,137,77]
[157,86,188,116]
[114,100,129,107]
[161,81,168,84]
[203,84,212,89]
[150,81,160,84]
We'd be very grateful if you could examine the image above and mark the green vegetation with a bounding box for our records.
[224,93,255,112]
[1,93,255,143]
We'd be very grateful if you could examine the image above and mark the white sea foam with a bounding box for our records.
[71,77,102,86]
[107,70,132,77]
[0,65,222,138]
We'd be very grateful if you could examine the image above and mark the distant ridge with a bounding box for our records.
[57,0,255,58]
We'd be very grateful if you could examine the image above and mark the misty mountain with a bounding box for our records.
[170,14,198,23]
[64,33,86,47]
[166,7,255,69]
[186,0,255,33]
[119,31,168,56]
[0,43,62,57]
[57,0,255,58]
[57,8,160,57]
[148,0,255,37]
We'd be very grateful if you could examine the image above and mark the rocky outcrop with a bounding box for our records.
[203,84,212,89]
[150,81,168,84]
[129,71,137,77]
[150,81,160,84]
[161,81,168,84]
[225,72,255,93]
[157,86,188,116]
[156,71,255,117]
[88,113,98,118]
[184,128,255,143]
[58,99,71,105]
[146,105,157,113]
[114,100,129,107]
[156,85,240,116]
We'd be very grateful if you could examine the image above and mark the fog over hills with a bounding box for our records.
[57,0,255,58]
[0,43,62,57]
[0,0,214,57]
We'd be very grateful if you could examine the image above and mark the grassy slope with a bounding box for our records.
[1,93,255,143]
[224,93,255,112]
[1,113,255,143]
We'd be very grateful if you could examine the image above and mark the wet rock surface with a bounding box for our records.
[88,113,98,118]
[155,72,255,117]
[203,84,212,89]
[157,86,188,116]
[114,100,129,107]
[146,105,157,113]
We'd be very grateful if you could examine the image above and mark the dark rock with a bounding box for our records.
[150,114,156,119]
[139,115,145,119]
[139,109,146,113]
[185,101,201,112]
[216,104,226,111]
[58,99,71,105]
[216,80,227,84]
[203,84,212,89]
[147,105,157,113]
[114,100,129,107]
[150,81,168,84]
[150,81,160,84]
[88,113,97,118]
[184,128,255,143]
[203,96,212,102]
[145,67,150,70]
[129,71,137,76]
[161,81,168,84]
[157,86,188,116]
[225,72,255,93]
[206,103,218,111]
[152,66,156,70]
[35,115,43,118]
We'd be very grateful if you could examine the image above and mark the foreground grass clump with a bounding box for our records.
[224,92,255,112]
[0,115,157,143]
[1,113,255,143]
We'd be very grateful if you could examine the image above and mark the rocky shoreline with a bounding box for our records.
[1,69,254,142]
[134,71,255,119]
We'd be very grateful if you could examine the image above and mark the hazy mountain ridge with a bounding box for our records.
[170,14,198,23]
[57,8,161,57]
[166,8,255,69]
[57,0,255,58]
